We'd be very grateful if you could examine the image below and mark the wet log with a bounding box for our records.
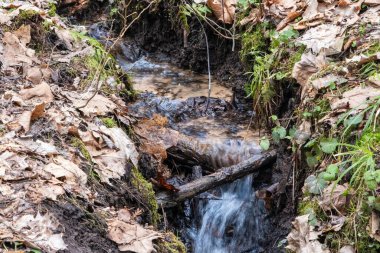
[156,150,277,207]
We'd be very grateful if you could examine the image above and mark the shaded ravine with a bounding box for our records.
[115,40,271,252]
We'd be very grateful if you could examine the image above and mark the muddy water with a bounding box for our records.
[117,44,268,252]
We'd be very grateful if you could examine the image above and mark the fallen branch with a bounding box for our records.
[156,150,277,207]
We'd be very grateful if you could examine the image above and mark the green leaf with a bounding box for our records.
[306,153,318,168]
[303,112,312,118]
[260,137,270,151]
[364,170,379,190]
[304,175,326,195]
[343,113,363,128]
[368,196,380,211]
[270,115,278,121]
[326,164,339,175]
[305,138,317,148]
[288,126,297,138]
[320,138,338,154]
[321,172,336,181]
[272,126,287,143]
[375,170,380,183]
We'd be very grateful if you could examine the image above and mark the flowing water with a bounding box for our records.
[115,39,269,252]
[191,176,267,253]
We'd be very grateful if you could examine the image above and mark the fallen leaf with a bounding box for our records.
[19,82,54,103]
[12,212,67,252]
[319,184,348,212]
[330,86,380,110]
[297,24,344,55]
[1,25,38,70]
[339,245,355,253]
[240,8,262,26]
[311,75,347,90]
[17,139,58,156]
[286,214,330,253]
[207,0,237,24]
[107,219,161,253]
[54,27,74,51]
[368,211,380,242]
[18,110,33,132]
[292,51,327,90]
[44,156,88,188]
[73,94,117,117]
[26,67,43,84]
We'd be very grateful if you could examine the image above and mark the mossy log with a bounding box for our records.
[157,150,277,207]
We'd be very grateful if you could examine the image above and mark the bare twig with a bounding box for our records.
[77,0,157,109]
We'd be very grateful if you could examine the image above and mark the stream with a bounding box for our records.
[120,50,269,252]
[93,25,270,251]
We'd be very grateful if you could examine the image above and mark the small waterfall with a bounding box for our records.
[190,175,267,253]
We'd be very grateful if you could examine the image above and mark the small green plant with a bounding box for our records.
[101,117,118,128]
[47,2,57,17]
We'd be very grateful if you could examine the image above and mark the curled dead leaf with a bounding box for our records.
[107,219,161,253]
[319,184,348,213]
[286,214,330,253]
[19,82,54,103]
[207,0,237,24]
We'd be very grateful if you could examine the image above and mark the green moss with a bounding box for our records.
[71,137,92,162]
[131,167,160,226]
[47,2,57,17]
[101,117,118,128]
[16,9,40,23]
[287,45,305,72]
[70,31,134,95]
[240,23,269,63]
[156,232,187,253]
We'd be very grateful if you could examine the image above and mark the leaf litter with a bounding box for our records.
[0,1,164,252]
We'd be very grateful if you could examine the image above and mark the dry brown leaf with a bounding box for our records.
[135,123,180,161]
[44,156,88,188]
[90,126,139,183]
[17,139,58,156]
[26,67,43,84]
[319,184,348,212]
[321,216,346,233]
[364,0,380,5]
[368,211,380,242]
[286,214,330,253]
[19,82,54,103]
[311,75,346,90]
[338,245,355,253]
[330,86,380,110]
[107,219,161,253]
[294,120,311,145]
[240,8,262,26]
[18,110,33,132]
[54,27,74,51]
[31,102,46,121]
[292,51,327,89]
[11,212,67,252]
[297,24,344,55]
[14,103,46,132]
[1,24,38,70]
[207,0,237,24]
[73,94,117,117]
